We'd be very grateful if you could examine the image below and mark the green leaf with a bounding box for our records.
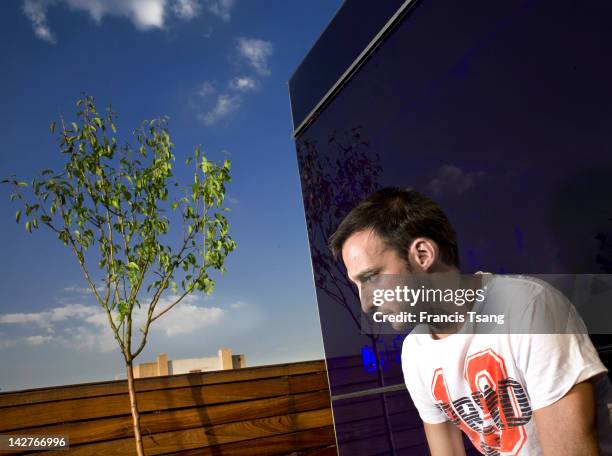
[2,96,237,361]
[117,300,129,319]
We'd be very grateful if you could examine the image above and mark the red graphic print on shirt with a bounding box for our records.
[431,348,532,455]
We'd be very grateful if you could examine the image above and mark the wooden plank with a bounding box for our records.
[333,391,413,413]
[392,428,428,450]
[336,433,390,456]
[384,391,415,415]
[0,391,330,451]
[336,424,427,455]
[388,411,422,431]
[330,381,383,397]
[40,409,333,456]
[0,372,329,432]
[329,368,404,390]
[326,351,401,370]
[296,447,338,456]
[164,426,336,456]
[0,361,326,408]
[332,397,384,423]
[331,391,416,424]
[335,411,423,443]
[335,416,389,444]
[334,410,421,436]
[325,355,364,369]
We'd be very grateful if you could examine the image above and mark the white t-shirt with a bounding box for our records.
[402,275,612,455]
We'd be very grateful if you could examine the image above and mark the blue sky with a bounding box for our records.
[0,0,340,391]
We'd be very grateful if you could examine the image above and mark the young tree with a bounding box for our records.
[3,95,236,456]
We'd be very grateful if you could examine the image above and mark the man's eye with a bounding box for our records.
[362,274,376,284]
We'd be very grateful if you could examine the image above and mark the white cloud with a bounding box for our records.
[236,37,273,76]
[0,296,229,353]
[63,0,167,29]
[199,93,241,125]
[194,77,258,126]
[204,0,235,22]
[197,81,217,97]
[0,303,98,329]
[0,334,57,348]
[24,335,56,346]
[151,297,224,336]
[70,324,117,353]
[171,0,201,20]
[23,0,56,44]
[128,0,166,29]
[229,76,258,92]
[427,165,485,197]
[0,312,48,327]
[0,302,114,352]
[23,0,238,43]
[63,284,104,294]
[51,303,100,321]
[22,0,174,43]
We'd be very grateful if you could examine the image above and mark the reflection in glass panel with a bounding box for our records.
[292,0,612,453]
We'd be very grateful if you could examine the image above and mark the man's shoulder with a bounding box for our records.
[485,274,567,313]
[485,274,580,335]
[487,274,550,295]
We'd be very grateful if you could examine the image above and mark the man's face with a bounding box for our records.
[342,229,412,329]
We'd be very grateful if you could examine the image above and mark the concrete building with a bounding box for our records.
[134,348,246,378]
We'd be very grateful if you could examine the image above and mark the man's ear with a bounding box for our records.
[407,237,437,272]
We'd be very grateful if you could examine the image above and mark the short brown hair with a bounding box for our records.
[329,187,459,267]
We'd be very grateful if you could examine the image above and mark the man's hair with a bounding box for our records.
[329,187,459,267]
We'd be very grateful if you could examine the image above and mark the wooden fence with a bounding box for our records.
[0,360,335,455]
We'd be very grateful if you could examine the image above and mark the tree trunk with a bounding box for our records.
[126,359,145,456]
[371,336,397,455]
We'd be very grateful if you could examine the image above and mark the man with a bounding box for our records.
[329,187,612,455]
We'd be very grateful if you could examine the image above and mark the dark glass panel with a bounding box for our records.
[289,0,405,130]
[292,0,612,452]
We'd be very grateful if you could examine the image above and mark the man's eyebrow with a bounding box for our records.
[355,268,380,283]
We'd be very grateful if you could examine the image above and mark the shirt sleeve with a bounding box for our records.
[512,283,608,411]
[401,336,449,424]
